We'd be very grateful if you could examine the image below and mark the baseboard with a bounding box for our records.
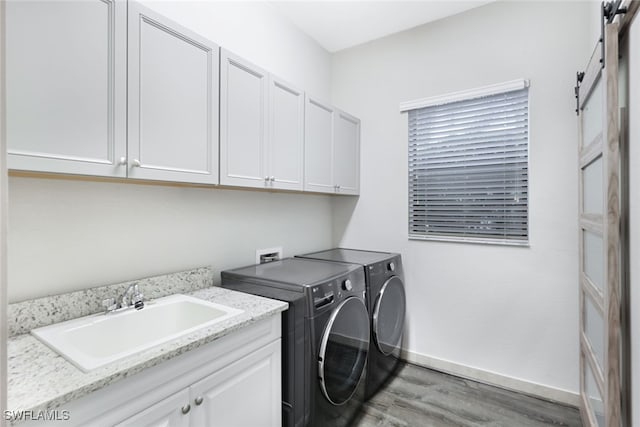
[400,349,580,408]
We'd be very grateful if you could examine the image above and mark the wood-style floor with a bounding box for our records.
[351,363,582,427]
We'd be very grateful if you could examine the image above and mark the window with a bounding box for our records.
[402,80,529,245]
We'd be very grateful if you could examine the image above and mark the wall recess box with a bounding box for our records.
[256,247,283,264]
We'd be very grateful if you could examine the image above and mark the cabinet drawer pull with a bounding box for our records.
[195,396,204,406]
[132,159,141,167]
[181,404,191,414]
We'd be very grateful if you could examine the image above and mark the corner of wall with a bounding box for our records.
[1,0,8,420]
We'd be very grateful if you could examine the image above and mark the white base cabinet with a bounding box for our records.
[189,341,281,427]
[23,316,282,427]
[114,341,280,427]
[114,389,190,427]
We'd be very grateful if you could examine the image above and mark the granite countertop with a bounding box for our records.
[8,286,287,418]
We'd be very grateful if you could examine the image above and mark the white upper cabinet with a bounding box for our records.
[220,52,304,191]
[220,50,269,188]
[6,2,359,193]
[268,77,305,191]
[6,0,127,177]
[127,3,219,184]
[304,96,335,193]
[304,97,360,195]
[333,110,361,195]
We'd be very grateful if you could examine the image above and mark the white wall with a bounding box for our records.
[331,1,592,399]
[7,1,333,302]
[627,9,639,426]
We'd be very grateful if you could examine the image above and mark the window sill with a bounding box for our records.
[409,234,530,247]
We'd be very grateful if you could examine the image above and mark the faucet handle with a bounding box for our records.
[132,285,145,310]
[102,297,118,312]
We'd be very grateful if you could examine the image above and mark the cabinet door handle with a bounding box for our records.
[270,176,275,182]
[132,159,141,167]
[181,404,191,414]
[264,176,269,182]
[194,396,204,406]
[118,157,127,166]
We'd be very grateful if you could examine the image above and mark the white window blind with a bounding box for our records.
[407,86,529,245]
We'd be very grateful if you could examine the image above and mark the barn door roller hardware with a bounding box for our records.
[603,0,628,22]
[574,72,585,115]
[600,1,627,67]
[574,1,626,115]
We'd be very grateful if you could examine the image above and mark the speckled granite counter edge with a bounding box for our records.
[8,286,288,418]
[8,267,214,337]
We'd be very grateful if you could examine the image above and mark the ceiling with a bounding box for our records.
[271,1,494,53]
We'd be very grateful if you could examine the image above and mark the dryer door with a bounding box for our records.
[318,296,370,406]
[373,276,406,356]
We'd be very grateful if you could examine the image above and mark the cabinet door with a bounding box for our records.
[268,77,304,191]
[128,3,219,184]
[6,0,127,177]
[220,50,269,188]
[304,96,335,193]
[333,110,360,195]
[113,389,190,427]
[189,340,281,427]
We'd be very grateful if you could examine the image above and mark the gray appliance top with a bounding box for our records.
[298,248,396,266]
[224,258,359,287]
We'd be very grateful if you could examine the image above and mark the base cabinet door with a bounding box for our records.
[189,340,281,427]
[114,389,190,427]
[6,0,127,177]
[127,2,219,184]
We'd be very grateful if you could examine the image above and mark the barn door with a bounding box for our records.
[577,18,621,427]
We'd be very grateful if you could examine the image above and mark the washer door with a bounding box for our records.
[373,276,406,356]
[318,296,370,406]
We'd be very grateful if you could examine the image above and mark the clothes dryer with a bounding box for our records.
[297,249,406,400]
[221,258,369,427]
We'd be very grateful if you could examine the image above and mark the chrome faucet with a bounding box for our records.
[102,284,145,313]
[122,284,145,310]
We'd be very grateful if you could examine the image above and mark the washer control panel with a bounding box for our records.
[310,270,365,313]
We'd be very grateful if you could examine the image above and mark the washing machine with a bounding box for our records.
[297,248,406,400]
[221,258,370,427]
